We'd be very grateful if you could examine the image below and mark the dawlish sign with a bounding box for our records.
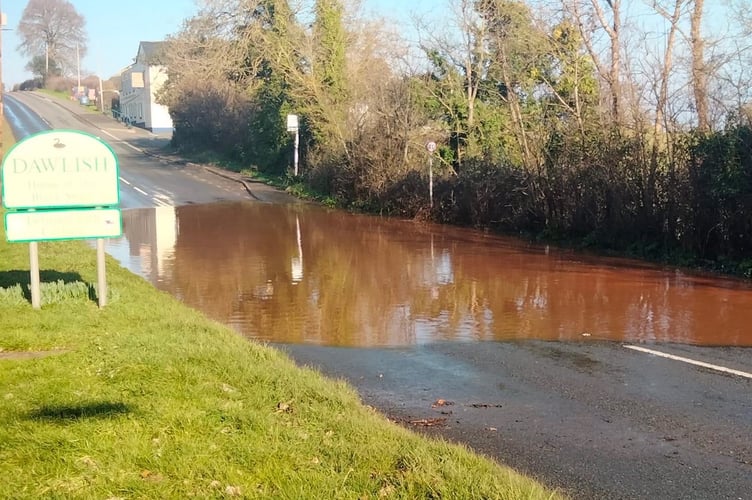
[1,129,122,308]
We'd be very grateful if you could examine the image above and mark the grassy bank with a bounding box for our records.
[0,132,562,498]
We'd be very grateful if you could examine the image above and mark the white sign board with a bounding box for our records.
[286,114,299,132]
[1,130,120,210]
[5,209,123,243]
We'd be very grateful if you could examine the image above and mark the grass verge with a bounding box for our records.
[0,125,563,498]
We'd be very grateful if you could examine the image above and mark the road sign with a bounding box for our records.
[1,129,122,309]
[426,141,437,153]
[5,208,122,243]
[286,114,299,132]
[1,129,120,210]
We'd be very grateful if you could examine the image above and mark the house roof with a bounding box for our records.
[137,41,169,65]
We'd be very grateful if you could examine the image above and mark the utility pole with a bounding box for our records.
[76,43,81,92]
[0,2,5,122]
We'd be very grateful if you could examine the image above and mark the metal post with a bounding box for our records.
[96,238,107,308]
[429,156,434,208]
[294,128,300,177]
[286,114,300,177]
[99,75,104,113]
[425,141,437,209]
[0,4,4,122]
[76,43,80,91]
[29,242,41,309]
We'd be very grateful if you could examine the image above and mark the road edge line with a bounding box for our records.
[624,345,752,379]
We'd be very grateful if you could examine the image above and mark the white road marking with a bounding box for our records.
[152,192,175,207]
[624,345,752,380]
[119,177,131,186]
[151,197,170,207]
[98,128,143,152]
[134,186,149,196]
[99,129,120,142]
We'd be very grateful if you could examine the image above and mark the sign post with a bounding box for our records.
[1,129,122,309]
[29,241,41,309]
[286,114,300,177]
[426,141,437,208]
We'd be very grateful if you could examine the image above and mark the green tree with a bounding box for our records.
[25,54,62,81]
[313,0,348,98]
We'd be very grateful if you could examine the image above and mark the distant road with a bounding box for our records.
[3,92,251,209]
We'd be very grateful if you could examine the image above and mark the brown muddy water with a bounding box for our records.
[106,201,752,347]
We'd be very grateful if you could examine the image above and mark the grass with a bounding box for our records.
[0,125,564,498]
[37,88,101,113]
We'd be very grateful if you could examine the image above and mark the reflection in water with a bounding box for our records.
[108,202,752,347]
[110,206,178,285]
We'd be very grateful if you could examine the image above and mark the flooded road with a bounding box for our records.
[107,201,752,347]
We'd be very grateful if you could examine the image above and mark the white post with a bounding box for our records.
[96,238,107,308]
[287,114,300,177]
[99,75,104,113]
[429,156,434,208]
[294,128,300,177]
[426,141,437,208]
[29,242,41,309]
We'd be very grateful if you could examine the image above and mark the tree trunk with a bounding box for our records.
[691,0,710,131]
[607,0,622,123]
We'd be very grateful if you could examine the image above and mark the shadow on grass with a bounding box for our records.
[27,401,132,422]
[0,269,100,303]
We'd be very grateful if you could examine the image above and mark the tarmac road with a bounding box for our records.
[277,338,752,498]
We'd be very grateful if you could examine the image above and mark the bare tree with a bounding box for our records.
[17,0,87,79]
[566,0,623,123]
[650,0,686,134]
[690,0,710,131]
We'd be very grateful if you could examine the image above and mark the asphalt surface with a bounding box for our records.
[5,92,752,500]
[277,341,752,499]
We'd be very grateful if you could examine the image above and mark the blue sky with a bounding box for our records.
[1,0,433,88]
[3,0,729,91]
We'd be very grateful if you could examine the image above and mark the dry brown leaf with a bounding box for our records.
[431,399,455,408]
[275,401,292,413]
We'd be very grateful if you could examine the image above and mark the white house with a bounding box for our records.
[120,41,173,133]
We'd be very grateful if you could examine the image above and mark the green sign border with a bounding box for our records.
[0,129,121,210]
